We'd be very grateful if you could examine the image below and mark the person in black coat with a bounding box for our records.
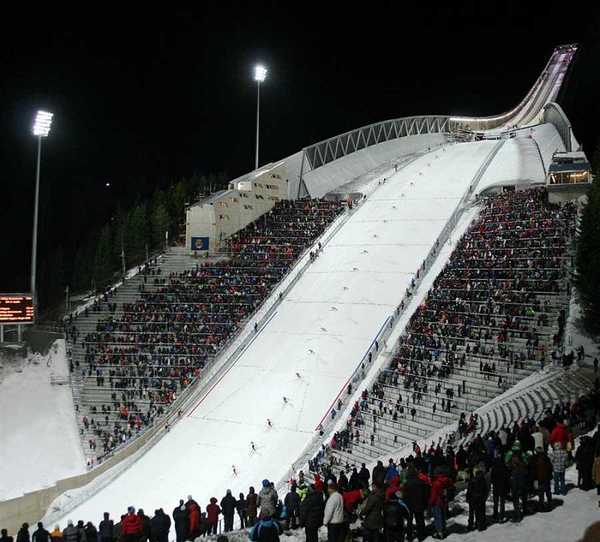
[31,524,50,542]
[359,464,371,488]
[16,524,30,542]
[467,469,488,531]
[220,490,237,532]
[403,469,430,542]
[284,486,301,529]
[491,456,509,522]
[99,514,114,542]
[372,461,386,488]
[137,511,151,542]
[150,509,171,542]
[83,524,97,542]
[349,469,362,490]
[172,500,189,542]
[299,485,324,542]
[1,529,14,542]
[337,471,349,493]
[383,491,411,542]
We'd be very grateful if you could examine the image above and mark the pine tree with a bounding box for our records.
[151,192,170,250]
[575,140,600,334]
[126,203,149,264]
[94,224,114,285]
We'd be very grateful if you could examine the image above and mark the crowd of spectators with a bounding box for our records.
[4,387,599,542]
[323,188,576,463]
[66,199,342,463]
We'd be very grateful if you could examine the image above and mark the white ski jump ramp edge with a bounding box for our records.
[51,139,499,524]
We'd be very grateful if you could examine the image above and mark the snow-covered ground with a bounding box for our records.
[47,140,499,524]
[0,340,85,500]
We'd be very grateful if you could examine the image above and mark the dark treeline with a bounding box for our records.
[575,140,600,335]
[38,172,227,317]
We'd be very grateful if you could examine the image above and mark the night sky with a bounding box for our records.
[1,3,599,296]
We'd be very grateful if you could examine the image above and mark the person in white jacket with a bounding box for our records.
[323,481,345,542]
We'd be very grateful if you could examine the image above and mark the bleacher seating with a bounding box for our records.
[325,187,577,467]
[66,199,342,464]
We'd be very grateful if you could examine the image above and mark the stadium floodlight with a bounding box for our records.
[33,110,53,137]
[30,110,54,319]
[254,64,267,83]
[253,65,267,169]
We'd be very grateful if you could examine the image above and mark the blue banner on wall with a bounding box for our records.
[191,236,209,251]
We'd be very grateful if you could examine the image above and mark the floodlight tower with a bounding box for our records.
[254,64,267,170]
[31,110,53,317]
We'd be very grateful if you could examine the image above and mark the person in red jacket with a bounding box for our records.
[385,476,401,501]
[206,498,221,535]
[313,474,324,493]
[429,471,453,539]
[550,422,571,447]
[121,507,143,542]
[186,496,201,539]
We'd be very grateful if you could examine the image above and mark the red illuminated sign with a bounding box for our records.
[0,294,34,323]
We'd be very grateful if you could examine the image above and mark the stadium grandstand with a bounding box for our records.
[1,42,599,542]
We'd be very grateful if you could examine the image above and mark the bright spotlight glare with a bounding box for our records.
[33,110,53,137]
[254,65,267,82]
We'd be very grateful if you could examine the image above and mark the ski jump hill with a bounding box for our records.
[0,43,588,532]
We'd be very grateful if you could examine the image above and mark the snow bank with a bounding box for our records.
[0,340,85,499]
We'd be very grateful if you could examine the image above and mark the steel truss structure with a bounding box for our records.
[303,115,450,170]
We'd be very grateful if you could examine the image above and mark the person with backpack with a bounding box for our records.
[360,483,384,542]
[383,490,411,542]
[403,466,430,542]
[299,485,324,542]
[284,485,301,529]
[248,517,281,542]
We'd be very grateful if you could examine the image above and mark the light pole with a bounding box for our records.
[254,64,267,170]
[31,110,53,319]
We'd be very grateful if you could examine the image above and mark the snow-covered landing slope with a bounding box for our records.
[52,140,498,523]
[0,340,85,500]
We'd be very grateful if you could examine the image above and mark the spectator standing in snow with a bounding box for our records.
[172,500,188,542]
[246,487,258,527]
[98,514,114,542]
[31,524,50,542]
[220,490,237,532]
[236,493,248,529]
[284,485,301,529]
[323,481,344,542]
[150,510,171,542]
[206,499,221,535]
[299,485,324,542]
[16,525,30,542]
[258,480,278,519]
